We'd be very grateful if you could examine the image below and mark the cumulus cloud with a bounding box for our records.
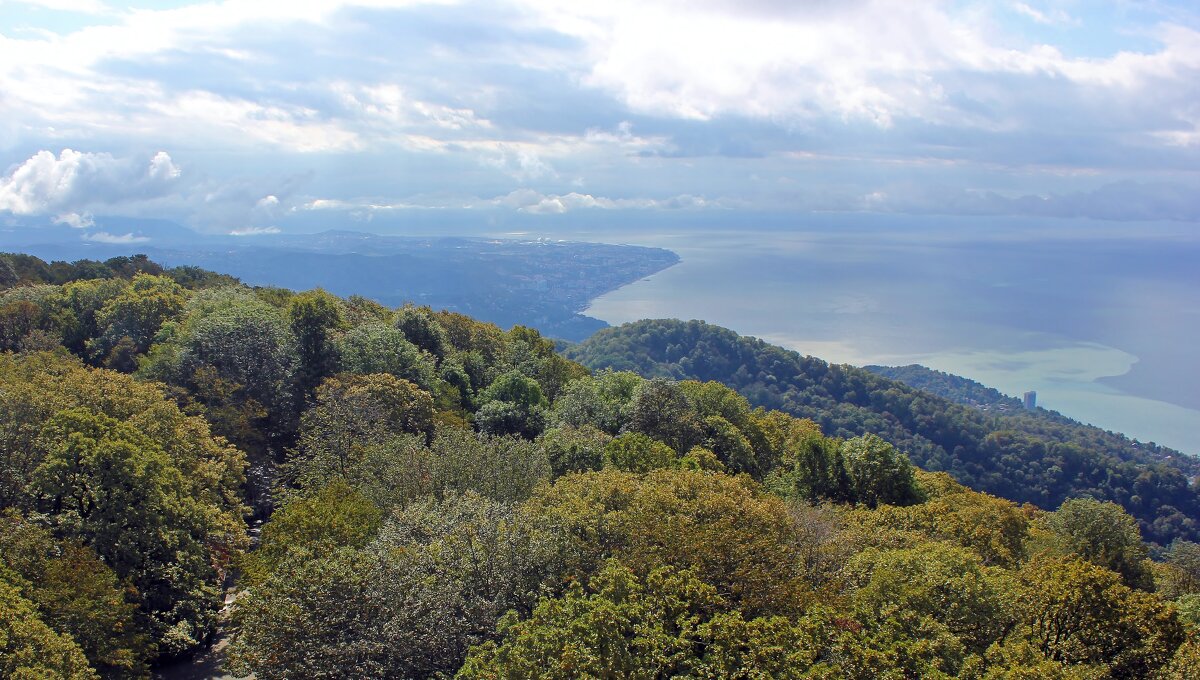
[54,212,95,228]
[0,149,183,219]
[229,225,282,236]
[493,189,718,213]
[82,231,150,244]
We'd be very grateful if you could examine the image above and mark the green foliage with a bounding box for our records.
[288,373,435,489]
[243,479,382,583]
[602,432,679,472]
[88,274,187,363]
[548,370,641,435]
[840,434,924,508]
[567,319,1200,545]
[1158,633,1200,679]
[536,425,611,477]
[0,352,246,661]
[142,287,299,457]
[287,289,345,395]
[845,543,1013,655]
[3,253,1197,679]
[32,408,223,657]
[0,512,148,678]
[767,428,853,505]
[0,254,17,288]
[525,469,812,616]
[230,493,564,679]
[1014,556,1183,678]
[0,572,98,680]
[338,321,438,391]
[430,428,552,503]
[477,370,549,438]
[626,377,704,453]
[848,472,1030,567]
[395,304,450,361]
[459,559,816,680]
[1044,498,1154,590]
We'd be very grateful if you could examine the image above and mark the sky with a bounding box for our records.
[1,0,1199,235]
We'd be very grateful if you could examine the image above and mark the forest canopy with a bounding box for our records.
[1,252,1198,679]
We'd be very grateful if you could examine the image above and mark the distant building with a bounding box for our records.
[1023,391,1037,410]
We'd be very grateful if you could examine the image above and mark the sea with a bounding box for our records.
[499,213,1200,456]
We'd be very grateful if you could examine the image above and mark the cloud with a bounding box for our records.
[10,0,110,14]
[1011,2,1072,26]
[54,211,94,228]
[859,181,1200,222]
[229,225,282,236]
[296,188,721,214]
[82,231,150,244]
[1,0,1198,228]
[493,188,719,213]
[0,149,183,217]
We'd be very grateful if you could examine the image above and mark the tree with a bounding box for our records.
[242,479,382,583]
[459,560,816,680]
[227,547,386,679]
[288,373,434,488]
[767,429,853,505]
[1045,498,1153,590]
[231,493,565,679]
[1015,556,1183,678]
[525,469,811,616]
[0,573,98,680]
[338,321,438,391]
[549,370,641,435]
[32,408,225,658]
[0,512,148,678]
[841,434,924,508]
[845,543,1013,655]
[537,425,611,477]
[477,370,549,439]
[625,378,704,453]
[147,287,299,455]
[0,255,18,288]
[395,304,449,362]
[602,432,678,473]
[429,428,551,503]
[700,414,756,474]
[88,274,186,363]
[287,289,345,396]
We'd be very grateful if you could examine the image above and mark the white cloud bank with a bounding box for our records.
[82,231,150,244]
[0,149,182,225]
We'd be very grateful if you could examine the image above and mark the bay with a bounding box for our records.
[564,216,1200,455]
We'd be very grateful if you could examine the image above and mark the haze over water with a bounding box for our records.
[574,216,1200,456]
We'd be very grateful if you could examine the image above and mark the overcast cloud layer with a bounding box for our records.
[1,0,1198,233]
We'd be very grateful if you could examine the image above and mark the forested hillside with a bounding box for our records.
[568,319,1200,546]
[865,364,1026,412]
[2,253,1199,679]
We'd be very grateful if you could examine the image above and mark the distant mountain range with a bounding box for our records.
[0,216,679,340]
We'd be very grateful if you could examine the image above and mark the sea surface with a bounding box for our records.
[530,215,1200,455]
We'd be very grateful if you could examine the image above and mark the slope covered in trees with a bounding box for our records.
[2,252,1200,678]
[567,319,1200,546]
[865,363,1026,412]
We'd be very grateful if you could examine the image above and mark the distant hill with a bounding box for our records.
[865,364,1026,413]
[1,220,679,341]
[568,319,1200,545]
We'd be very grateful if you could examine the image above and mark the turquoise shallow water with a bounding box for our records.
[565,218,1200,455]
